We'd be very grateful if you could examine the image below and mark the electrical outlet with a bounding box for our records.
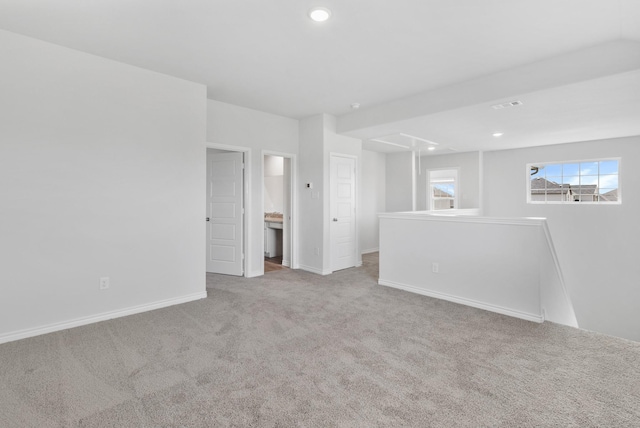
[432,263,439,274]
[99,277,110,290]
[314,247,320,256]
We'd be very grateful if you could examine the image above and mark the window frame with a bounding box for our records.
[427,168,459,211]
[526,157,621,205]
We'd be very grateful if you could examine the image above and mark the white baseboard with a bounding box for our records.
[0,291,208,345]
[282,259,290,267]
[378,279,543,323]
[299,264,331,275]
[361,247,379,255]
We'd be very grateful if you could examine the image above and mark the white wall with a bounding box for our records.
[264,155,284,213]
[264,175,284,213]
[207,100,298,277]
[0,30,207,343]
[361,150,386,253]
[385,152,414,212]
[483,136,640,341]
[379,214,545,322]
[298,114,362,274]
[298,115,325,273]
[417,151,480,210]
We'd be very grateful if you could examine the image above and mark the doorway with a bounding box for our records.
[263,152,295,273]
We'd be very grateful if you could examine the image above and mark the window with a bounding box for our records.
[428,169,458,210]
[527,159,620,204]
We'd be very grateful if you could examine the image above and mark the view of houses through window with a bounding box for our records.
[528,159,620,203]
[428,169,458,210]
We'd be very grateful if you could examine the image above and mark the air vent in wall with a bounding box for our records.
[491,100,523,110]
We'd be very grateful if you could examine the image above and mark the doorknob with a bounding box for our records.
[333,218,338,222]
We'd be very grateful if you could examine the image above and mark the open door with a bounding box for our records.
[207,150,244,276]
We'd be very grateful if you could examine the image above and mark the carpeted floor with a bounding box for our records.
[1,253,639,427]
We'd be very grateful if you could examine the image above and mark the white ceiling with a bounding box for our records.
[373,70,640,154]
[341,40,640,153]
[1,0,639,153]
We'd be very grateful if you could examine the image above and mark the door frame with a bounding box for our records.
[262,150,298,270]
[206,142,251,277]
[329,152,359,273]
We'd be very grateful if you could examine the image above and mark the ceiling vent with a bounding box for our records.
[492,100,523,110]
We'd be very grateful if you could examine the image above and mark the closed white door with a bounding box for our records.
[330,155,356,271]
[206,151,244,276]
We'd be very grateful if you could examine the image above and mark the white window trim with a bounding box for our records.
[427,168,459,211]
[526,157,621,205]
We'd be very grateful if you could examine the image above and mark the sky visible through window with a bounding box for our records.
[433,183,455,197]
[529,159,619,203]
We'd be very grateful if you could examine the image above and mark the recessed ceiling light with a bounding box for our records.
[309,7,331,22]
[493,132,504,137]
[350,103,360,110]
[427,146,436,151]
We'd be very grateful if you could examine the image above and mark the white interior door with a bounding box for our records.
[330,154,356,272]
[207,151,244,276]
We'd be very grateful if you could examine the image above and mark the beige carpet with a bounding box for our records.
[1,253,639,427]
